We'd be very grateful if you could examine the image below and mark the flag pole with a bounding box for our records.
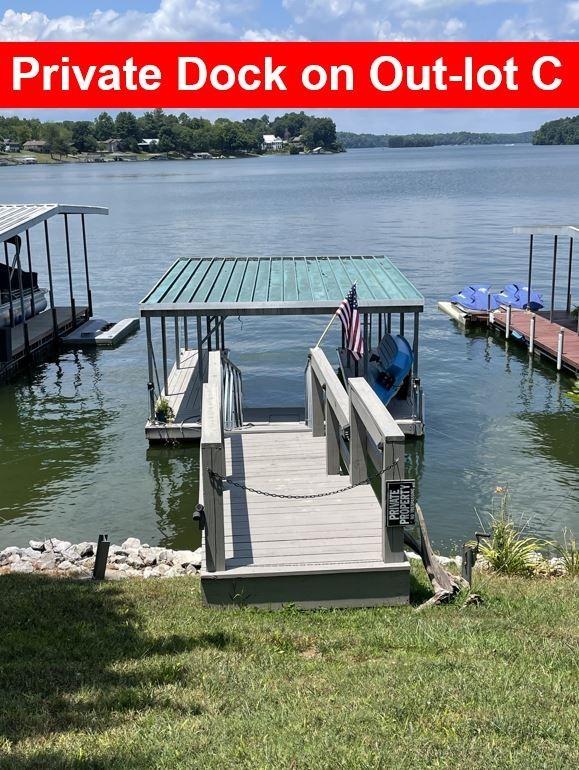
[314,311,338,348]
[315,281,356,349]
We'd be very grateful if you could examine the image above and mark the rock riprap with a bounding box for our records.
[0,538,202,579]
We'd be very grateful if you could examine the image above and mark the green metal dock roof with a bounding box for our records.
[141,256,424,317]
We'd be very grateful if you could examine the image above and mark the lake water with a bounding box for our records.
[1,145,578,552]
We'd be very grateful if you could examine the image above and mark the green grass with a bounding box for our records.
[0,570,577,769]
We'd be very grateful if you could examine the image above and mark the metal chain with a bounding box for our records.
[208,458,399,500]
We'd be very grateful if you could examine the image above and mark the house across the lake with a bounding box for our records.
[261,134,285,152]
[138,138,160,151]
[22,140,48,153]
[100,138,122,153]
[2,139,21,153]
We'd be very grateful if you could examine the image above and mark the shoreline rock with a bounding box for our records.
[0,537,202,580]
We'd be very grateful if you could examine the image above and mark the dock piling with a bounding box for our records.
[506,304,512,339]
[529,313,536,355]
[557,327,564,371]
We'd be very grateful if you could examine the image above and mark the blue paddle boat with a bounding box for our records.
[367,333,413,406]
[493,283,543,311]
[450,284,499,312]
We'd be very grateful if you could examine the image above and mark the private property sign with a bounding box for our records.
[385,480,416,527]
[0,42,578,108]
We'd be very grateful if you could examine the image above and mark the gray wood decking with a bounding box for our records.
[200,425,410,608]
[145,349,205,441]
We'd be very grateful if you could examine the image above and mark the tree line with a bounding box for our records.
[338,130,534,148]
[533,115,579,145]
[0,110,340,157]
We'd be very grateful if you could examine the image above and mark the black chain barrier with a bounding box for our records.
[208,458,400,500]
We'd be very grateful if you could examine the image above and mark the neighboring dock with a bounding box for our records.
[439,223,578,378]
[0,203,108,382]
[492,308,579,376]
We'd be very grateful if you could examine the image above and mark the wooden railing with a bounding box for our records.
[309,347,406,563]
[199,350,225,572]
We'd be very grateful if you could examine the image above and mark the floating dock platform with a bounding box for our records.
[437,301,489,327]
[62,317,140,348]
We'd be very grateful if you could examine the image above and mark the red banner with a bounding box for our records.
[1,41,578,108]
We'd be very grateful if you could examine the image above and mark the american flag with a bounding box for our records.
[336,284,363,361]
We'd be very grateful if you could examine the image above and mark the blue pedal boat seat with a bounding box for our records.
[367,333,413,406]
[493,283,543,311]
[450,284,498,312]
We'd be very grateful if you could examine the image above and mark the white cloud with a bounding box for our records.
[241,27,309,41]
[0,1,240,41]
[497,16,551,40]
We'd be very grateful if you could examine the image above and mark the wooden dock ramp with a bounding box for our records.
[199,348,410,609]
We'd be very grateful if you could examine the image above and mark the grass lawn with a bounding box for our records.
[0,568,577,769]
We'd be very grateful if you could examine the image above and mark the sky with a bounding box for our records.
[1,0,578,133]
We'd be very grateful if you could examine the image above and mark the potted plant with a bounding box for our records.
[155,396,174,423]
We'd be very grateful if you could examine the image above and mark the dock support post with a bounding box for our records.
[160,317,168,394]
[506,304,512,339]
[529,313,536,355]
[145,316,155,420]
[311,367,325,438]
[80,214,93,317]
[566,238,573,315]
[349,399,368,486]
[43,221,58,341]
[325,399,341,475]
[13,238,30,357]
[174,317,180,369]
[550,234,558,323]
[557,328,564,371]
[197,316,204,383]
[378,313,382,341]
[3,243,14,327]
[387,313,391,334]
[220,317,225,350]
[206,317,212,352]
[413,312,420,377]
[527,234,534,310]
[183,316,189,349]
[400,313,405,337]
[63,214,77,329]
[25,230,35,317]
[380,433,405,564]
[363,314,368,377]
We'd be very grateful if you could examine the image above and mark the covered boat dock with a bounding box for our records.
[140,254,425,608]
[140,254,425,441]
[0,203,108,381]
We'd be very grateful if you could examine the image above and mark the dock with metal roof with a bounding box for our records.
[140,254,424,607]
[141,254,425,442]
[0,203,108,381]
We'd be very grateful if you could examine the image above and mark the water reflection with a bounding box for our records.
[0,353,112,524]
[146,445,201,550]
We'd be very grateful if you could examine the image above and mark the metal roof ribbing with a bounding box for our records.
[0,203,109,243]
[141,256,424,316]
